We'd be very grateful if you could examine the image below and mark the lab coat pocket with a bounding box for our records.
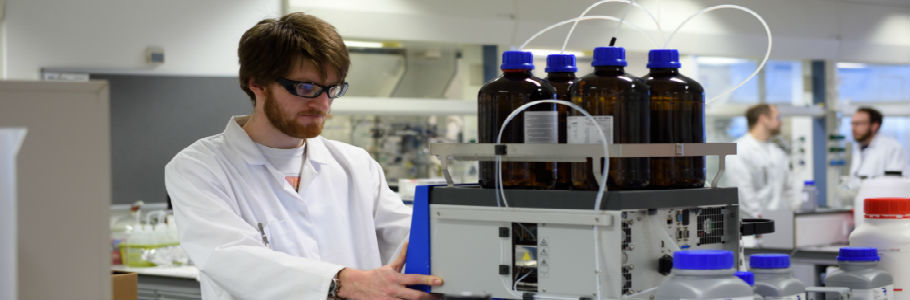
[263,219,321,258]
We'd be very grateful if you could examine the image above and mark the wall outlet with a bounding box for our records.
[146,47,165,64]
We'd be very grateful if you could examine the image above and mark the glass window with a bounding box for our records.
[765,61,802,104]
[837,63,910,102]
[696,57,759,103]
[695,58,802,104]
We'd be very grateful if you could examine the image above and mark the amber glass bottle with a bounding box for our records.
[645,49,705,188]
[570,46,651,190]
[478,51,558,189]
[544,54,579,189]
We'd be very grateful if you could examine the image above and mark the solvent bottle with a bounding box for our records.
[645,49,705,188]
[569,46,650,190]
[478,50,558,189]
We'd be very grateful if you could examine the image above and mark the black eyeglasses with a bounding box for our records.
[276,77,349,99]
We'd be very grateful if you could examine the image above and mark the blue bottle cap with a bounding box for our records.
[750,253,791,269]
[735,271,755,286]
[592,47,627,67]
[805,180,815,185]
[673,250,735,270]
[838,247,880,261]
[501,51,534,70]
[647,49,682,69]
[545,54,578,73]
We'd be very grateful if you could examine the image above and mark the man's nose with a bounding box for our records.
[307,92,331,111]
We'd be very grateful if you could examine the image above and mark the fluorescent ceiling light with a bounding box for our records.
[696,56,749,65]
[525,49,586,58]
[836,63,868,69]
[344,40,384,48]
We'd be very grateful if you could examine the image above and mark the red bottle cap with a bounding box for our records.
[865,198,910,219]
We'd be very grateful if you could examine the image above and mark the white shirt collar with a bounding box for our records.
[223,115,331,166]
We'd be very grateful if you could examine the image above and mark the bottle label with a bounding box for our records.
[566,115,613,144]
[682,297,753,300]
[852,285,893,300]
[765,294,805,300]
[523,111,558,143]
[874,245,907,299]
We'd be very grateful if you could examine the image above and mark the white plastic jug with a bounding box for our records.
[850,198,910,300]
[853,174,910,227]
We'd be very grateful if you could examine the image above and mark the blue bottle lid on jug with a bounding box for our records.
[545,54,578,73]
[750,253,791,269]
[838,247,880,261]
[501,51,535,70]
[647,49,682,69]
[592,47,627,67]
[735,271,755,286]
[673,250,734,270]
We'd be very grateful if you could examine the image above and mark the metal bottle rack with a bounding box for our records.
[430,143,737,188]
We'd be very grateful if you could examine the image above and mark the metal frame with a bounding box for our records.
[430,142,737,188]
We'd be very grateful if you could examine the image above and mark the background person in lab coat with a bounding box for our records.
[165,12,442,300]
[724,104,799,220]
[850,106,910,178]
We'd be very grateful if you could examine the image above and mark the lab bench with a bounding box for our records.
[112,265,200,300]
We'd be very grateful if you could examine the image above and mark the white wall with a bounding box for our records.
[291,0,910,64]
[2,0,282,79]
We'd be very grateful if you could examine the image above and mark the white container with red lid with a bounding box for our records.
[850,197,910,300]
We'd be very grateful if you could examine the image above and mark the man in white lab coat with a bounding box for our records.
[849,106,910,179]
[165,13,442,300]
[724,104,799,220]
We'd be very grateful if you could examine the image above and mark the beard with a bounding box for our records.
[854,128,873,144]
[769,126,781,136]
[263,90,327,139]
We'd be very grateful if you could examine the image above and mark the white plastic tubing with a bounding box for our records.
[663,5,773,106]
[519,3,773,106]
[495,1,773,299]
[494,100,610,299]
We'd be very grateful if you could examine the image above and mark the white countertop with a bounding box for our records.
[112,265,199,280]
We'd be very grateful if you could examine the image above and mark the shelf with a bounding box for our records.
[430,143,736,188]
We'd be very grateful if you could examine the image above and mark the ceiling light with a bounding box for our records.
[836,62,868,69]
[696,56,749,65]
[344,40,384,48]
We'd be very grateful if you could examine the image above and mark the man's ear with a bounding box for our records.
[759,113,770,126]
[248,78,266,97]
[872,122,881,134]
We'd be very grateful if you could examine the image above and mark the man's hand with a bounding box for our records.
[337,243,443,300]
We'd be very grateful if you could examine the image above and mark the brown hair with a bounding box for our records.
[745,104,772,129]
[238,12,350,103]
[856,106,884,128]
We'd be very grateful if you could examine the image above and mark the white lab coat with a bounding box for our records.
[850,135,910,179]
[164,116,412,300]
[723,134,799,219]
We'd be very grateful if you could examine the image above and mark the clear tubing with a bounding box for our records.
[494,99,609,299]
[518,15,660,51]
[497,5,770,298]
[609,0,635,44]
[513,269,532,292]
[560,0,665,52]
[663,5,772,106]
